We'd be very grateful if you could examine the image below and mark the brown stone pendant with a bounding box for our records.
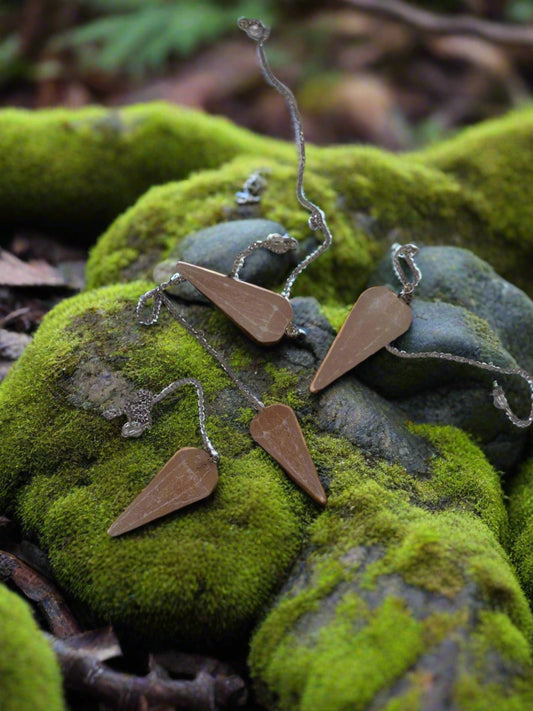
[108,447,218,537]
[310,286,412,393]
[176,261,294,345]
[250,403,326,505]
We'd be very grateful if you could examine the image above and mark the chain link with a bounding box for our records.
[388,244,533,428]
[153,377,219,461]
[230,233,298,279]
[391,243,422,304]
[238,17,333,301]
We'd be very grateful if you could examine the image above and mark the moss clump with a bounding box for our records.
[319,107,533,296]
[0,102,532,289]
[508,456,533,601]
[86,155,376,306]
[250,428,533,710]
[0,584,65,711]
[0,282,312,650]
[0,102,282,238]
[86,105,533,303]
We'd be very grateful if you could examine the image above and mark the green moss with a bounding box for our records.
[508,456,533,601]
[318,302,352,332]
[381,685,422,711]
[409,424,509,543]
[419,108,533,244]
[0,282,312,649]
[249,428,533,709]
[0,584,65,711]
[1,103,533,293]
[84,106,533,306]
[263,363,304,410]
[86,155,373,306]
[473,610,532,667]
[0,102,282,237]
[295,596,425,711]
[454,675,533,711]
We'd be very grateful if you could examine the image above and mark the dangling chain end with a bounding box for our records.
[237,17,270,43]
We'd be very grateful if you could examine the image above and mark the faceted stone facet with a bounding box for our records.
[250,403,326,505]
[176,261,294,345]
[108,447,218,536]
[310,286,412,393]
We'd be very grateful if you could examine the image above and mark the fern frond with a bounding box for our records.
[52,0,275,76]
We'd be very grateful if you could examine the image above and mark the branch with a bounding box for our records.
[343,0,533,48]
[45,634,248,711]
[0,549,80,638]
[0,541,248,709]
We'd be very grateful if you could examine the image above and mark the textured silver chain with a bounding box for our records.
[103,376,219,459]
[238,17,333,300]
[235,170,267,205]
[137,285,265,412]
[385,344,533,428]
[388,244,533,428]
[391,242,422,304]
[230,233,298,279]
[153,377,219,460]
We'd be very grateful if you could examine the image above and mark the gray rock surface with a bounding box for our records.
[61,294,437,479]
[352,246,533,471]
[153,219,299,302]
[370,246,533,372]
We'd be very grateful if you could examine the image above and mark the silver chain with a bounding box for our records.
[391,242,422,304]
[103,377,220,459]
[153,377,219,461]
[229,233,298,279]
[235,170,267,205]
[137,286,265,412]
[388,244,533,428]
[238,17,333,300]
[385,344,533,428]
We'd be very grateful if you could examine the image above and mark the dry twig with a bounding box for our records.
[45,633,247,711]
[0,549,80,637]
[344,0,533,48]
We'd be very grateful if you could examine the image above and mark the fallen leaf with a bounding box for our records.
[0,328,32,359]
[0,248,66,287]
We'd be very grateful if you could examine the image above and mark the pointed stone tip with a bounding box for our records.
[309,379,321,394]
[107,521,128,537]
[309,371,331,394]
[315,490,327,506]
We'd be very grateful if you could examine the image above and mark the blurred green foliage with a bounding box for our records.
[53,0,275,76]
[507,0,533,21]
[0,0,276,86]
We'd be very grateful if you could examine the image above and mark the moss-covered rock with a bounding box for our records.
[0,583,65,711]
[508,457,533,602]
[250,427,533,710]
[0,282,313,650]
[86,155,375,306]
[0,277,442,653]
[358,246,533,471]
[0,103,283,239]
[84,106,533,301]
[1,102,533,288]
[3,99,533,706]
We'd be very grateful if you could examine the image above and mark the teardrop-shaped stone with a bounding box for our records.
[108,447,218,537]
[310,286,412,393]
[250,403,326,505]
[176,261,294,345]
